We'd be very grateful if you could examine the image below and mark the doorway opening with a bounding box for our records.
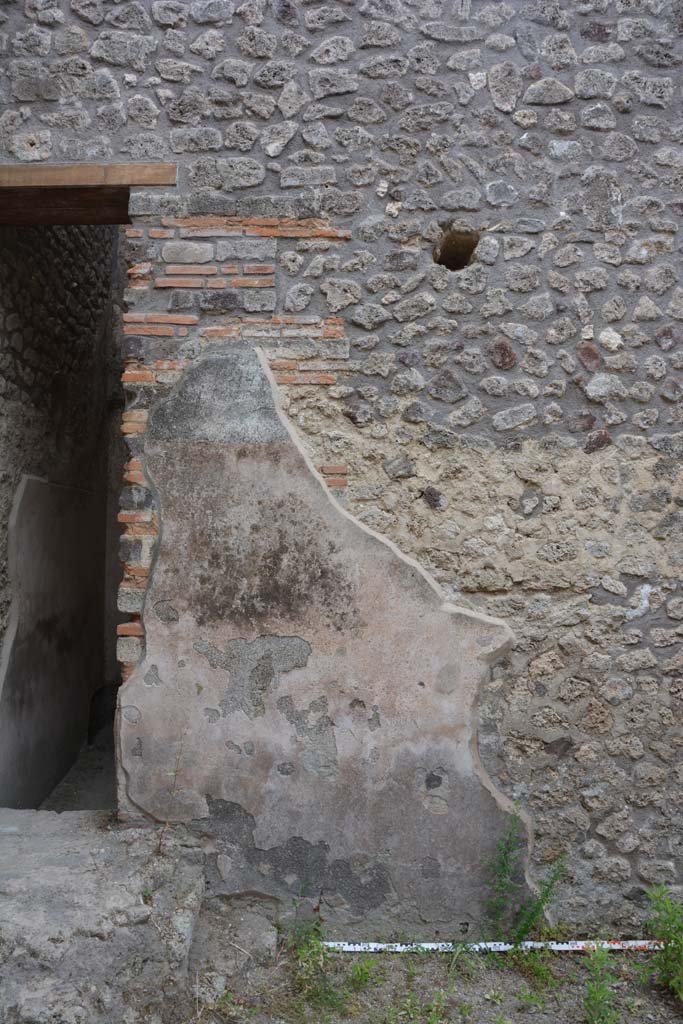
[0,163,176,812]
[0,222,124,810]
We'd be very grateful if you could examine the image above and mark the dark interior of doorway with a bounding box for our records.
[0,221,125,811]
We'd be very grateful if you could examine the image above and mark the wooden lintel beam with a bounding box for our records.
[0,163,177,189]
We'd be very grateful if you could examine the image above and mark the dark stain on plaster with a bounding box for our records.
[193,634,312,719]
[148,350,360,631]
[154,600,179,623]
[191,494,360,631]
[277,694,339,777]
[204,798,393,913]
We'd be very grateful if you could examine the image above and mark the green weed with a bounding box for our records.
[509,855,565,946]
[397,991,421,1020]
[583,945,618,1024]
[349,956,379,991]
[484,987,504,1005]
[487,811,526,939]
[288,921,347,1013]
[424,988,447,1024]
[645,885,683,1003]
[518,983,546,1010]
[485,810,565,944]
[511,948,557,990]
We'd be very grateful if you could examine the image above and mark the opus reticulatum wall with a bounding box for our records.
[1,0,683,934]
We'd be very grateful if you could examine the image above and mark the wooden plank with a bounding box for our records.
[0,187,131,225]
[0,163,177,188]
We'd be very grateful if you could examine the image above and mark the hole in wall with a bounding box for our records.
[433,228,480,272]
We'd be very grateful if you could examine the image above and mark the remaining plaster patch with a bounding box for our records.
[118,345,517,935]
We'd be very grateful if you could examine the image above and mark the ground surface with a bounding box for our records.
[189,942,683,1024]
[40,724,116,811]
[1,810,682,1024]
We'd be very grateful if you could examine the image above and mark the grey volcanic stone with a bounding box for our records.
[190,0,234,24]
[260,120,297,156]
[218,156,266,187]
[523,77,574,104]
[212,57,251,84]
[486,180,519,207]
[622,70,673,107]
[492,403,537,430]
[284,283,313,311]
[428,368,466,403]
[310,35,354,64]
[309,68,359,99]
[488,61,522,112]
[320,277,361,312]
[90,30,157,70]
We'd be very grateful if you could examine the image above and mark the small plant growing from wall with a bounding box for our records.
[645,885,683,1003]
[486,810,565,944]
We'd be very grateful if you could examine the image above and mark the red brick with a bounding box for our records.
[123,565,149,578]
[117,621,144,637]
[128,261,152,277]
[123,324,174,337]
[319,464,348,476]
[240,217,280,226]
[269,359,297,370]
[124,522,159,537]
[118,510,152,524]
[147,313,199,325]
[124,471,146,485]
[154,276,204,288]
[275,372,336,385]
[165,264,218,276]
[164,216,240,228]
[153,359,187,370]
[243,264,275,274]
[230,276,275,288]
[122,369,155,383]
[148,228,174,238]
[199,326,240,338]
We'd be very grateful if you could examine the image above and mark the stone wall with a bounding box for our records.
[2,0,683,930]
[0,224,119,805]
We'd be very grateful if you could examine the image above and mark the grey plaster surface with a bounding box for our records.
[0,476,105,808]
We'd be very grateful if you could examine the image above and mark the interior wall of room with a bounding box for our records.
[0,224,120,807]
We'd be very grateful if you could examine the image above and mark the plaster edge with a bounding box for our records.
[256,346,516,664]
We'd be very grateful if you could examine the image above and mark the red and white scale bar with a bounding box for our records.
[324,940,662,954]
